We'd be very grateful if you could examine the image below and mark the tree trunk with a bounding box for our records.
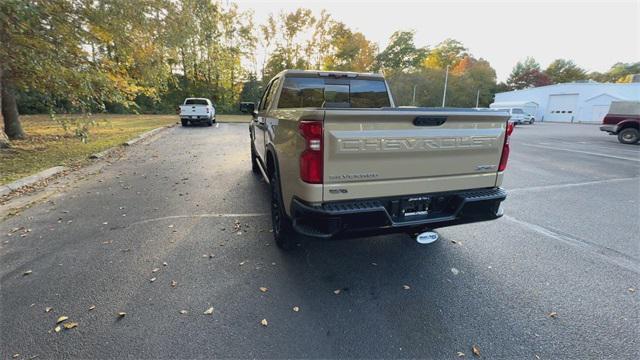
[0,68,10,147]
[1,76,25,140]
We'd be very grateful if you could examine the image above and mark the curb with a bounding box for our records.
[0,166,67,197]
[2,125,173,198]
[122,126,169,147]
[89,125,172,158]
[88,148,114,160]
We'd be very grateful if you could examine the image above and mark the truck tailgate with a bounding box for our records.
[322,109,509,201]
[180,105,208,116]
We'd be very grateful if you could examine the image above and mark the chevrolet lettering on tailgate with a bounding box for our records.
[335,135,498,153]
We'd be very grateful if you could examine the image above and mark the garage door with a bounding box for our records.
[591,105,610,123]
[545,94,578,122]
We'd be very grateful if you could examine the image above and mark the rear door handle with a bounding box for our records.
[413,116,447,126]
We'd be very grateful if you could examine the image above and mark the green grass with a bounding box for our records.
[216,114,251,123]
[0,114,181,185]
[0,113,252,185]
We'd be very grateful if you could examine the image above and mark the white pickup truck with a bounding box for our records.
[179,98,215,126]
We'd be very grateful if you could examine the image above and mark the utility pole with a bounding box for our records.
[475,89,480,108]
[412,85,417,106]
[442,65,449,107]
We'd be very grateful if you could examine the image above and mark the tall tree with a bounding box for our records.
[322,23,377,72]
[374,31,428,74]
[261,8,316,80]
[506,57,552,90]
[545,59,587,84]
[423,38,467,70]
[590,62,640,83]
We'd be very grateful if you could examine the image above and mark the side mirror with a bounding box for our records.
[240,102,255,114]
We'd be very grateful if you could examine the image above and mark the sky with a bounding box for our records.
[232,0,640,82]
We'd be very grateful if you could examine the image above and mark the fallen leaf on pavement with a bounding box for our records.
[152,268,160,273]
[12,354,19,358]
[163,262,168,266]
[293,306,300,312]
[239,261,246,266]
[63,322,78,329]
[45,307,53,313]
[168,225,174,228]
[88,305,96,311]
[171,280,177,287]
[548,311,558,318]
[23,270,32,276]
[260,318,268,326]
[628,287,636,293]
[117,312,126,318]
[333,289,341,295]
[472,344,481,357]
[259,287,268,293]
[403,285,411,290]
[204,307,214,315]
[179,310,188,314]
[150,277,156,283]
[451,268,460,275]
[456,352,465,357]
[56,316,69,324]
[54,325,62,333]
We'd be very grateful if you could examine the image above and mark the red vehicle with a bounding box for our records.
[600,101,640,144]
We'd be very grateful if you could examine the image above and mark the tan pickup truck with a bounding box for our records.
[245,70,512,249]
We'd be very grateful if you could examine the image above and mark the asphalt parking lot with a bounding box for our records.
[1,121,638,359]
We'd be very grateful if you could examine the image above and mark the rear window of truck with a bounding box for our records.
[185,99,208,105]
[278,77,390,109]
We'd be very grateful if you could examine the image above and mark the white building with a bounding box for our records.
[492,82,640,123]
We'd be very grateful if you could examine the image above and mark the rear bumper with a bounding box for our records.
[181,115,213,122]
[290,187,506,239]
[600,124,617,134]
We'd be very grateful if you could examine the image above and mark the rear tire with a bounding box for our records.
[618,128,639,144]
[181,119,188,127]
[270,169,296,250]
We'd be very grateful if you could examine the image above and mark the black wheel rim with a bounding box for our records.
[622,132,636,142]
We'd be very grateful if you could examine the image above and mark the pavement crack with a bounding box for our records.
[127,213,268,227]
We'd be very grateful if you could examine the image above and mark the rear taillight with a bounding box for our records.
[498,122,514,172]
[298,120,323,184]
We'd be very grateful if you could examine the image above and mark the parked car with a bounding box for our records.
[599,101,640,144]
[243,70,511,249]
[179,98,215,126]
[496,108,527,125]
[523,113,536,124]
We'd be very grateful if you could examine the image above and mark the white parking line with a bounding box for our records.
[503,215,640,275]
[521,143,640,162]
[531,140,640,154]
[509,177,639,194]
